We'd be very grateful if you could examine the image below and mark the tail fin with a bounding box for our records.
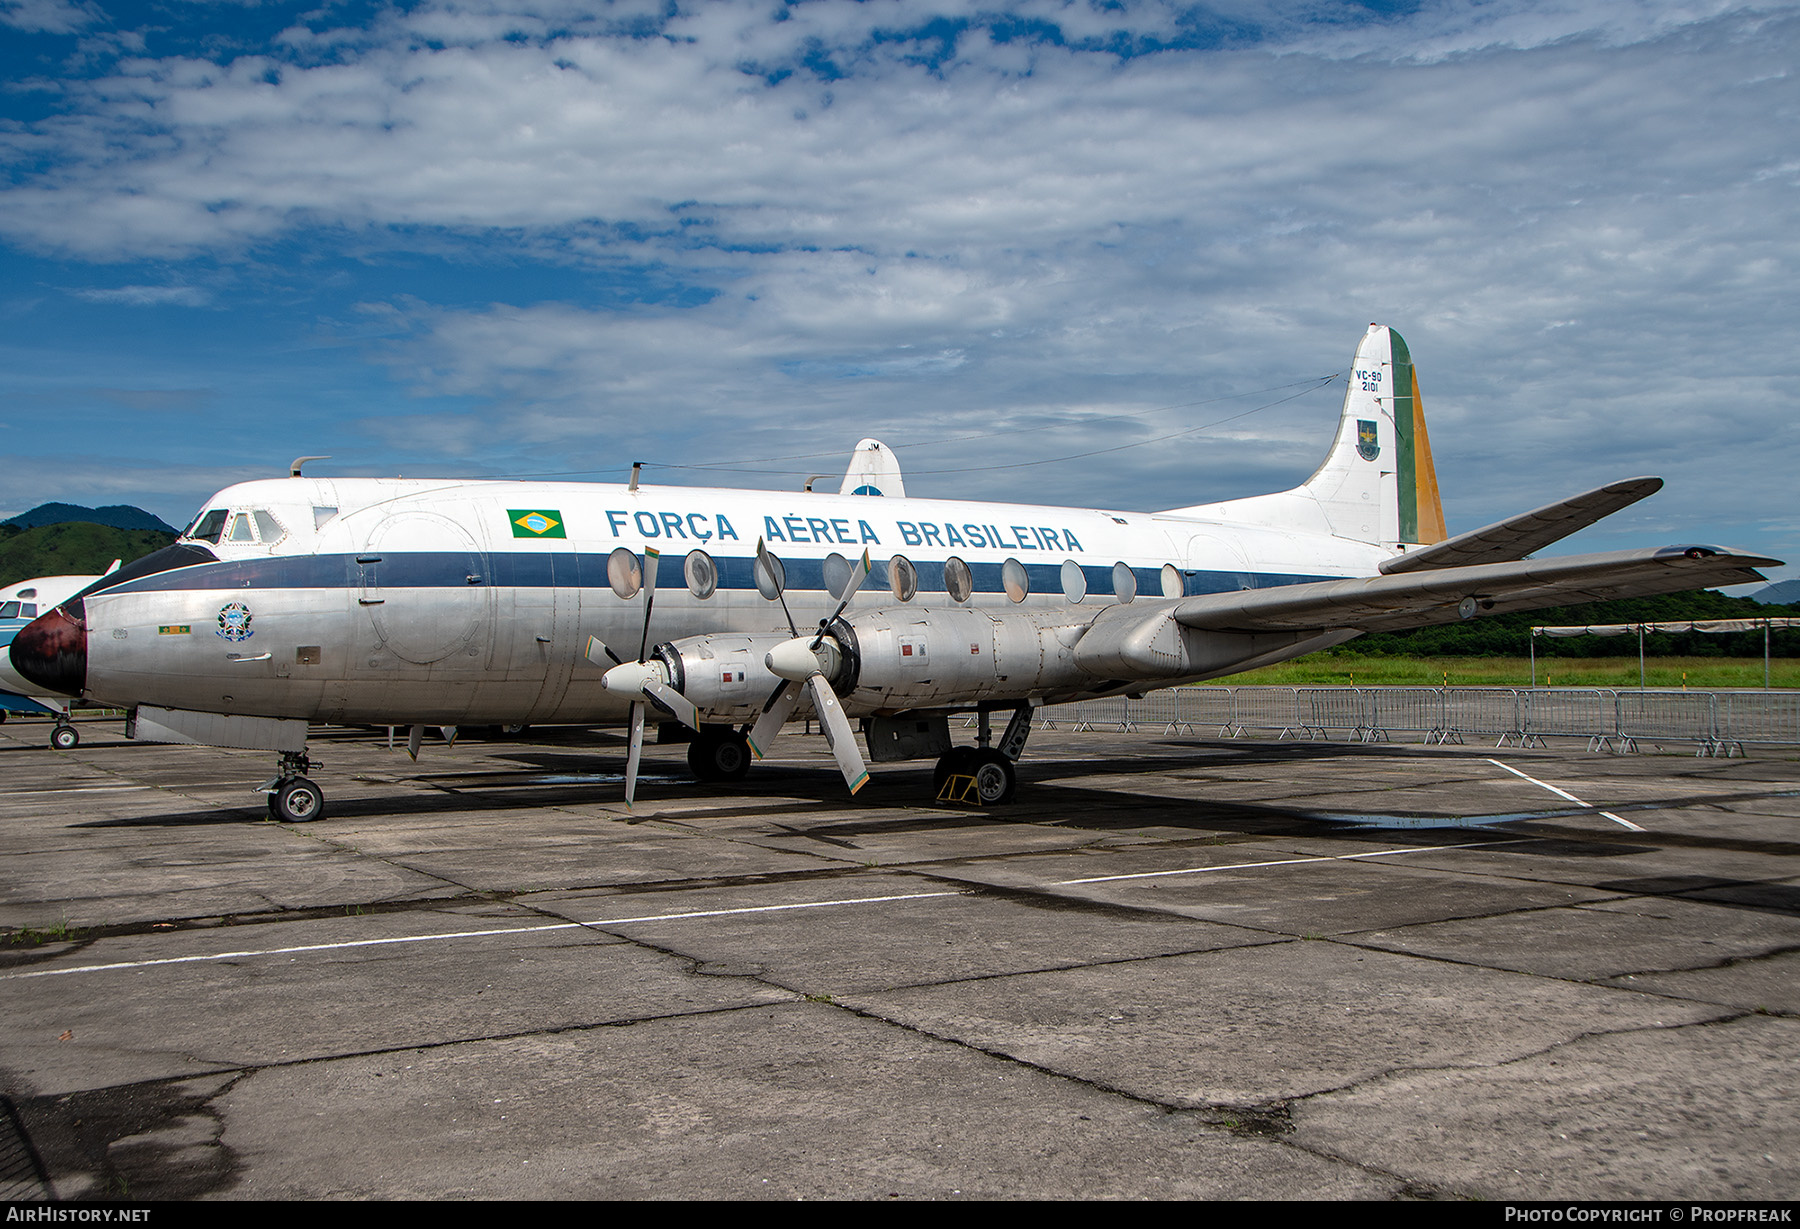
[839,438,906,498]
[1162,324,1447,548]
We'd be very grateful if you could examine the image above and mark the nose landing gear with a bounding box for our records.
[264,750,325,822]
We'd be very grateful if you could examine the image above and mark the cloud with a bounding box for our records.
[70,284,211,306]
[0,0,1795,578]
[1,0,102,35]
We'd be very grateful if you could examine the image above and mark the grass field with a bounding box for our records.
[1223,653,1800,689]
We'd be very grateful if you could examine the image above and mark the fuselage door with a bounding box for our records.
[362,512,493,667]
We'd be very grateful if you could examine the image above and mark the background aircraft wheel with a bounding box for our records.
[688,729,751,782]
[968,749,1016,805]
[51,724,79,750]
[0,709,8,723]
[271,777,325,823]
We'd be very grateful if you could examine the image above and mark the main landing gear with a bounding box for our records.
[932,703,1033,805]
[50,718,79,751]
[265,750,325,823]
[688,725,752,783]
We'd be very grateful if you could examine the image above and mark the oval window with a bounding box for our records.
[1060,559,1087,603]
[608,547,642,600]
[889,555,918,602]
[1113,562,1137,603]
[1161,563,1184,599]
[943,557,973,603]
[754,549,786,601]
[822,552,851,602]
[685,549,717,600]
[1002,558,1029,603]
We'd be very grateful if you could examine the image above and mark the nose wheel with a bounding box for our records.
[264,751,326,822]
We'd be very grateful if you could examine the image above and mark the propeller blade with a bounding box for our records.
[747,680,798,759]
[586,635,623,667]
[441,725,458,748]
[806,675,869,794]
[643,678,700,732]
[623,702,645,807]
[816,548,873,641]
[407,723,424,761]
[638,547,661,662]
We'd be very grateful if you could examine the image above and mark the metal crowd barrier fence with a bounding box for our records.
[1615,691,1719,755]
[1716,691,1800,753]
[1522,688,1618,752]
[964,687,1799,755]
[1366,688,1446,743]
[1229,688,1302,738]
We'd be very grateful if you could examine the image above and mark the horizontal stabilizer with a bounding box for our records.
[1175,545,1778,636]
[1380,477,1663,575]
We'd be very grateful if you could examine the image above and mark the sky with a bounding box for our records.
[2,0,1796,584]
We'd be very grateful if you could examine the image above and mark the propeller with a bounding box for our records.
[587,547,700,806]
[747,539,872,795]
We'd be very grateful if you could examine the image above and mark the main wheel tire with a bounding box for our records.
[51,724,79,750]
[271,777,326,823]
[968,748,1017,805]
[688,730,751,782]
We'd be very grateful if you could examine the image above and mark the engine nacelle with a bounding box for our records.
[815,605,1096,712]
[652,631,800,722]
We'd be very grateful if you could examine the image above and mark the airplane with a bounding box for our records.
[0,566,116,748]
[10,324,1778,822]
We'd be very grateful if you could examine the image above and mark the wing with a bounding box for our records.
[1379,477,1663,575]
[1175,545,1778,635]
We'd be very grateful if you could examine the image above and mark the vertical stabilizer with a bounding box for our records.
[1162,324,1447,548]
[840,438,905,497]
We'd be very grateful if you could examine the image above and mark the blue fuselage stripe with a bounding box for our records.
[88,552,1330,600]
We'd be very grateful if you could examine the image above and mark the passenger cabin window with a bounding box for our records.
[1060,559,1086,603]
[888,555,918,602]
[685,549,717,600]
[188,509,228,544]
[943,557,972,603]
[1002,558,1029,603]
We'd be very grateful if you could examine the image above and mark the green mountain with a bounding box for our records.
[5,502,178,533]
[0,522,177,589]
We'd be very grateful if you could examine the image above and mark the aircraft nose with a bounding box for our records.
[10,600,87,697]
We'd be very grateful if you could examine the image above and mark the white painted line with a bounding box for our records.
[6,839,1539,981]
[1487,759,1646,831]
[1,891,963,981]
[1057,839,1527,885]
[0,786,152,796]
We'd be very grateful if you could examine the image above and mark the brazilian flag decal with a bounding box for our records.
[509,509,566,538]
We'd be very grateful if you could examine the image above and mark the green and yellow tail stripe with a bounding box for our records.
[1388,331,1447,545]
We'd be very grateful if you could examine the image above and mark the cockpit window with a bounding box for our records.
[187,509,228,544]
[313,506,338,530]
[0,602,17,619]
[253,510,286,544]
[229,513,255,543]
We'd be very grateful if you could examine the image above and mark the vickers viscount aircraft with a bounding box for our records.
[11,325,1779,821]
[1,566,115,747]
